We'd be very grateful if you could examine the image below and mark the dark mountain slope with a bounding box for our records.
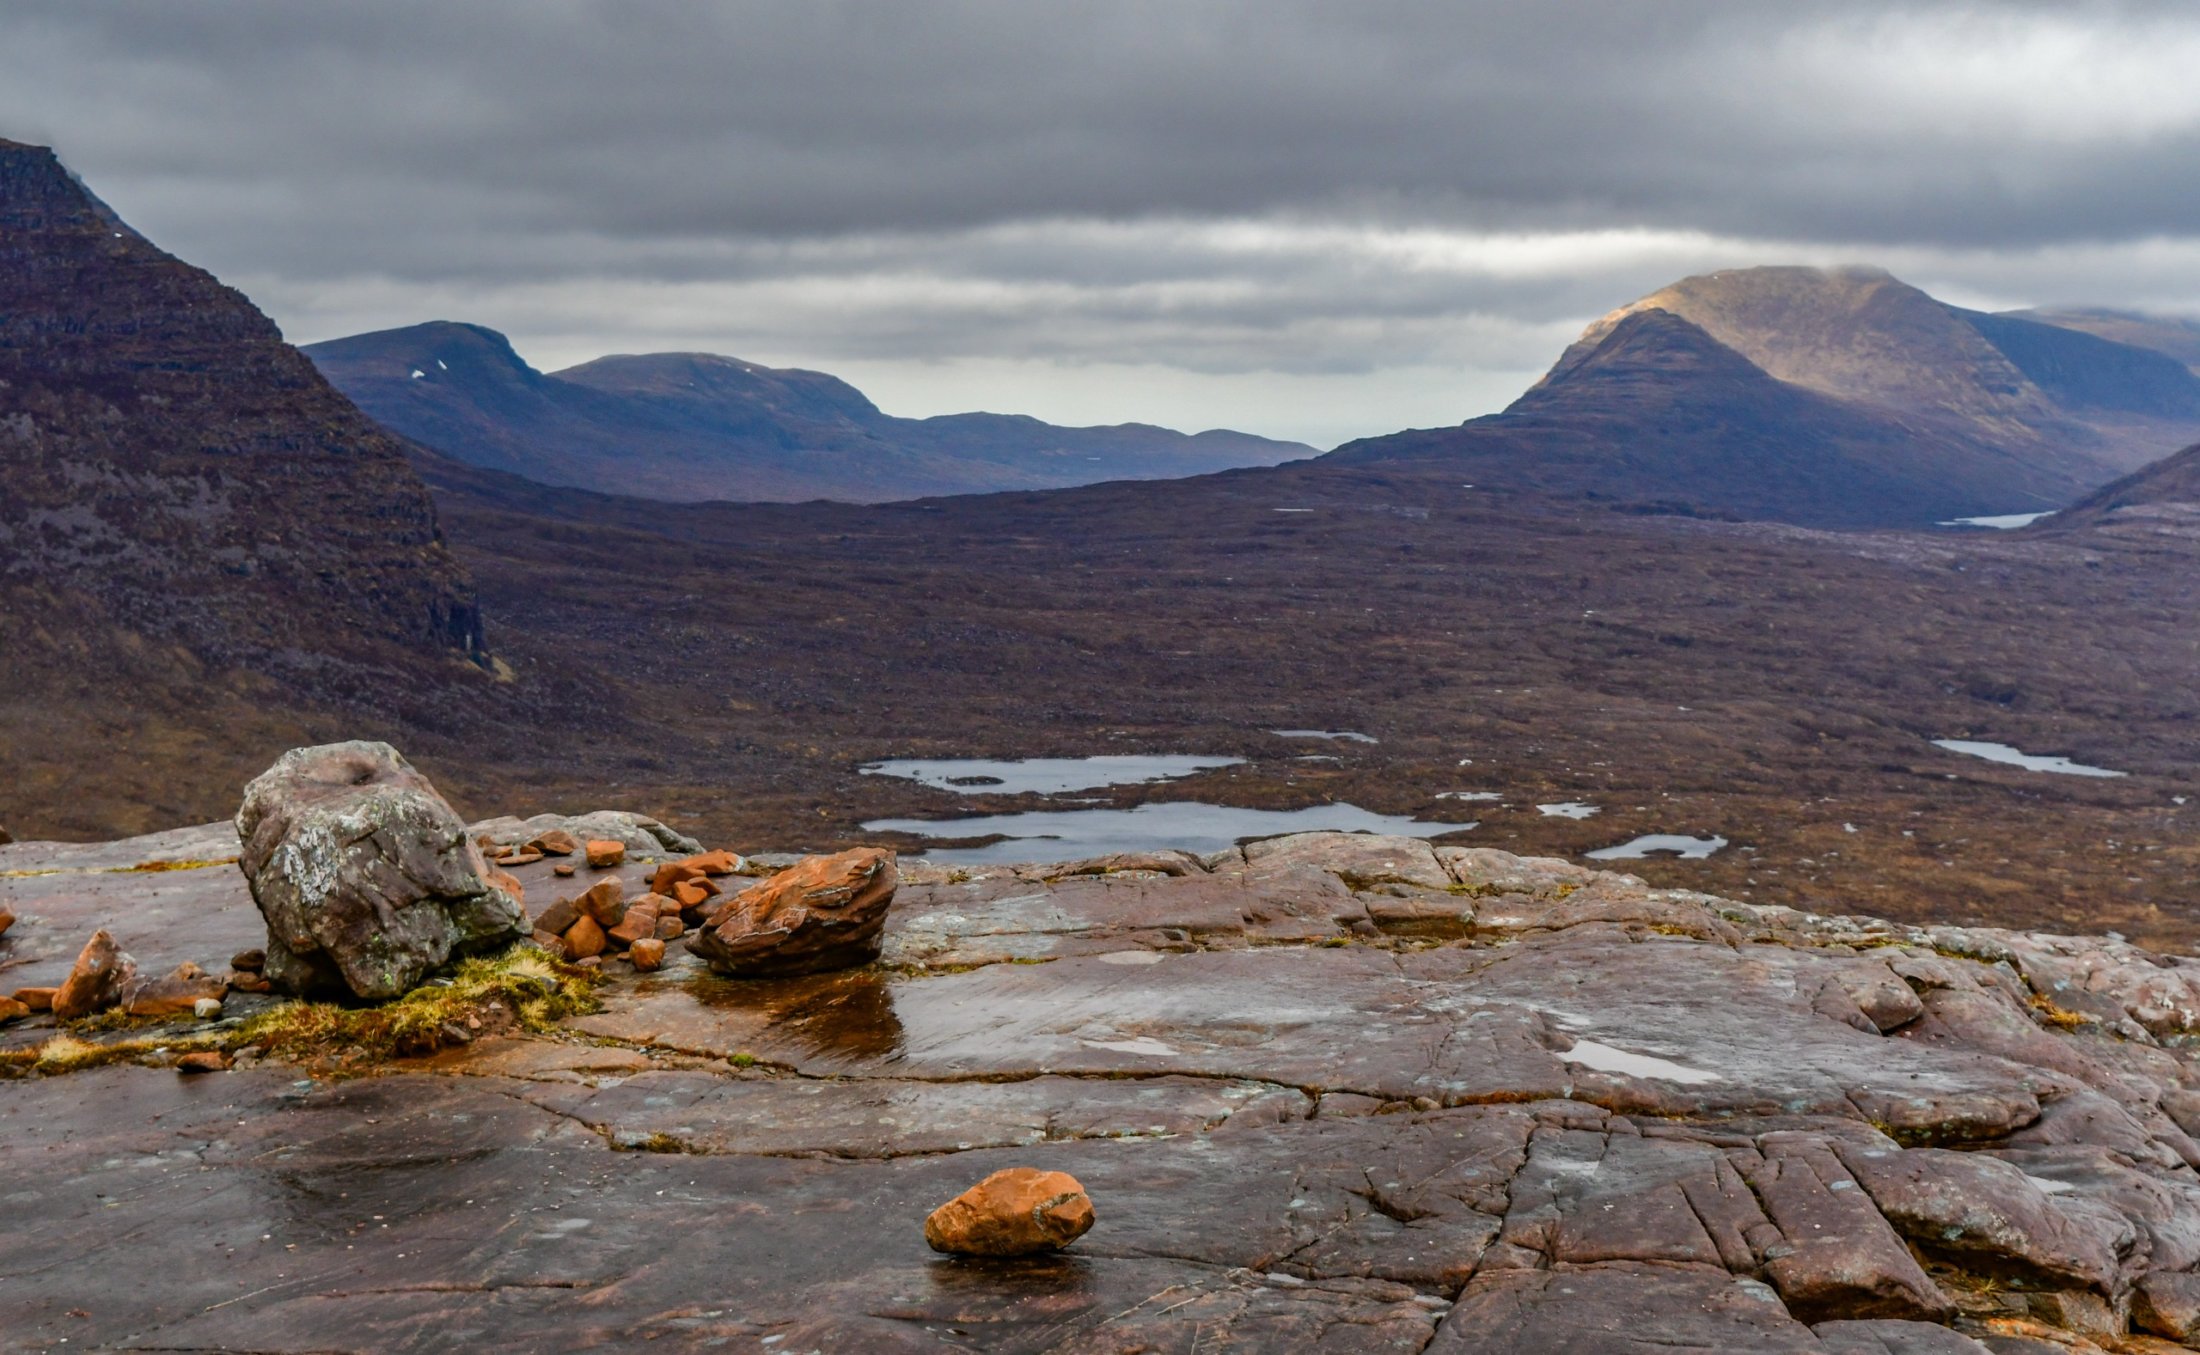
[2017,308,2200,375]
[0,139,571,838]
[1326,308,2076,527]
[1329,266,2200,527]
[307,323,1311,503]
[0,139,482,665]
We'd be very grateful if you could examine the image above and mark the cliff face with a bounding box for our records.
[0,138,483,668]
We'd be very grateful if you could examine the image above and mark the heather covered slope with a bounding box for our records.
[0,139,482,664]
[0,139,548,837]
[1331,266,2200,527]
[307,321,1312,502]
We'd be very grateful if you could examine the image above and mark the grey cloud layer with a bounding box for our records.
[6,0,2200,444]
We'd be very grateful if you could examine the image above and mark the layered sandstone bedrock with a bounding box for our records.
[234,742,525,999]
[19,829,2200,1348]
[687,846,896,977]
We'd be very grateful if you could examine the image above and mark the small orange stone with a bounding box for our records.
[563,915,607,959]
[629,937,666,971]
[585,839,626,869]
[925,1168,1095,1256]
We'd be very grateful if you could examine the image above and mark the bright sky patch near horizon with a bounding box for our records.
[8,1,2200,449]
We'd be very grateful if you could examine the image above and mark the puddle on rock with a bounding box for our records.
[1561,1039,1720,1084]
[860,755,1243,796]
[1537,802,1600,819]
[1585,834,1728,860]
[1932,740,2127,779]
[865,802,1479,865]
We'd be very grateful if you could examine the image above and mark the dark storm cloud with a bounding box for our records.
[6,0,2200,444]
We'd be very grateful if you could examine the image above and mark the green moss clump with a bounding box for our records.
[239,946,601,1066]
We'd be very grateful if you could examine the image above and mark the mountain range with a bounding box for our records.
[1333,265,2200,527]
[305,322,1313,503]
[5,136,2199,943]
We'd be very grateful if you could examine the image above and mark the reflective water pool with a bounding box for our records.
[859,755,1243,795]
[1932,740,2127,779]
[863,801,1480,865]
[1585,834,1728,860]
[1271,729,1379,744]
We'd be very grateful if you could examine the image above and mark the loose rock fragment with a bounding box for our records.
[564,915,607,959]
[0,904,14,939]
[193,997,224,1019]
[230,949,265,973]
[175,1051,231,1074]
[629,937,665,971]
[122,962,229,1017]
[585,839,626,869]
[11,987,56,1012]
[577,879,626,928]
[689,847,897,977]
[0,996,28,1023]
[53,929,138,1019]
[528,829,580,857]
[924,1168,1095,1256]
[235,741,525,1000]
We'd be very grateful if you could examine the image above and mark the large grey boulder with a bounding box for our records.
[236,741,524,999]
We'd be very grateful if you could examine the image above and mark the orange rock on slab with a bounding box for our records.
[924,1168,1095,1256]
[607,902,659,947]
[577,879,626,927]
[585,839,626,869]
[0,997,29,1023]
[123,963,231,1017]
[527,829,580,857]
[0,905,14,939]
[175,1050,232,1074]
[53,929,139,1019]
[564,915,607,960]
[628,937,666,971]
[13,987,58,1012]
[688,848,896,977]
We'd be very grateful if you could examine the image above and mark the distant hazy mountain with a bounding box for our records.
[306,323,1312,503]
[2014,307,2200,376]
[1329,265,2200,528]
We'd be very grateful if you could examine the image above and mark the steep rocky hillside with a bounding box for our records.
[306,321,1312,502]
[0,139,553,837]
[2020,306,2200,375]
[1331,266,2200,527]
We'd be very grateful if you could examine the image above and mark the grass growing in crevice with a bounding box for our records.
[2,946,602,1079]
[238,947,602,1067]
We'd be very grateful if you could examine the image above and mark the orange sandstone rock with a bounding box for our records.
[585,839,626,869]
[54,929,138,1019]
[924,1168,1095,1256]
[629,937,666,971]
[688,848,896,978]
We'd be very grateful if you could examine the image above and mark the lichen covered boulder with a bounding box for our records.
[688,847,896,977]
[236,741,524,999]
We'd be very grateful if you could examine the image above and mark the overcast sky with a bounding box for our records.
[9,1,2200,447]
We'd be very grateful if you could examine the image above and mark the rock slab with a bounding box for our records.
[235,742,524,999]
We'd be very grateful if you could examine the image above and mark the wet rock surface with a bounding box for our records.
[236,742,525,998]
[11,829,2200,1350]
